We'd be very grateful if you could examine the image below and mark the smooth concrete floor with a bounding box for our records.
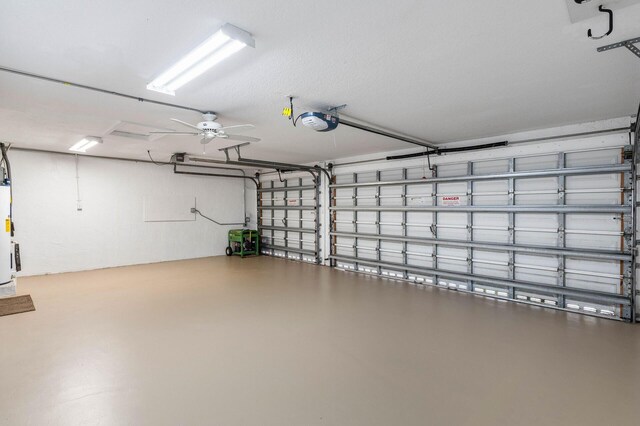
[0,257,638,426]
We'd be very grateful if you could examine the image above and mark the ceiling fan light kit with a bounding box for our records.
[146,23,255,95]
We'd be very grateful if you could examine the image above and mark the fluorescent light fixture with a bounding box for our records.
[147,23,254,95]
[69,137,102,153]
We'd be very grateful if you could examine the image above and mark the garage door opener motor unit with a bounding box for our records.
[299,111,339,132]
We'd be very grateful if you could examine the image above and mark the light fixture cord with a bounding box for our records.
[147,150,168,166]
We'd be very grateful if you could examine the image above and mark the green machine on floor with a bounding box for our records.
[225,229,260,257]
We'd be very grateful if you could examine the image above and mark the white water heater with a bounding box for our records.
[0,185,14,295]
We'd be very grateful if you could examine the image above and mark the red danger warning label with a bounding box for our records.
[441,196,462,206]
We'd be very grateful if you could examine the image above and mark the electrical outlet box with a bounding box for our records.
[190,207,196,213]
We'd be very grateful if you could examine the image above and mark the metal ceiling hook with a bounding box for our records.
[588,5,613,40]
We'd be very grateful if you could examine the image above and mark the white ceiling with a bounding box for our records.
[0,0,639,164]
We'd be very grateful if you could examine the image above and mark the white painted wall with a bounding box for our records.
[11,150,257,276]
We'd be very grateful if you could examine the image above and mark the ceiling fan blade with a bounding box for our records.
[219,124,255,131]
[224,134,261,143]
[170,118,201,131]
[149,131,200,135]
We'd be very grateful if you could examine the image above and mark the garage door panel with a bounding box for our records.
[380,211,404,235]
[438,259,467,274]
[435,212,467,240]
[515,154,557,171]
[515,269,559,286]
[473,159,509,174]
[565,213,622,250]
[437,163,466,177]
[437,182,466,205]
[474,180,509,205]
[380,252,404,265]
[406,242,434,256]
[566,149,621,167]
[565,174,622,205]
[516,177,558,205]
[406,255,433,269]
[515,213,559,246]
[473,213,509,243]
[471,249,509,279]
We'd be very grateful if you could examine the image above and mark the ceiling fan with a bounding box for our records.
[150,112,260,145]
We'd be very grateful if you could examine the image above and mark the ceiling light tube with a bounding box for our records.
[69,137,102,153]
[166,40,246,92]
[147,23,254,95]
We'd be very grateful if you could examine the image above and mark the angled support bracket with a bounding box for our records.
[597,36,640,59]
[218,142,251,161]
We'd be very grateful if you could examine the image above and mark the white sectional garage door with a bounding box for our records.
[329,145,635,321]
[258,173,321,264]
